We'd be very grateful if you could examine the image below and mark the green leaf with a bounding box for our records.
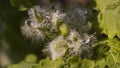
[68,56,95,68]
[94,39,120,68]
[95,0,120,39]
[80,59,95,68]
[25,54,37,63]
[32,57,64,68]
[95,0,114,10]
[105,39,120,68]
[7,54,37,68]
[94,59,107,68]
[7,61,36,68]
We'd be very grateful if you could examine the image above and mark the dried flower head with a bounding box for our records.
[45,30,97,60]
[21,3,97,60]
[47,36,68,60]
[21,5,67,41]
[51,10,66,26]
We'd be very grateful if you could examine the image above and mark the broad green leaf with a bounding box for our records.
[95,0,120,39]
[7,54,37,68]
[68,56,95,68]
[95,0,116,10]
[105,39,120,68]
[32,57,64,68]
[80,59,95,68]
[94,39,120,68]
[7,61,36,68]
[94,59,107,68]
[25,54,37,63]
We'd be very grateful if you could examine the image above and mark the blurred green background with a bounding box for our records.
[0,0,44,68]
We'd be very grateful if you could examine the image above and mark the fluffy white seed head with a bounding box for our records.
[43,31,97,59]
[21,5,68,41]
[21,6,62,41]
[67,30,83,56]
[47,36,68,60]
[66,31,97,58]
[21,3,97,59]
[51,10,66,26]
[21,19,46,41]
[67,30,82,42]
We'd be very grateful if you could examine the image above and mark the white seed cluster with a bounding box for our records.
[21,6,66,41]
[21,4,96,60]
[47,36,68,60]
[46,30,96,60]
[52,10,66,26]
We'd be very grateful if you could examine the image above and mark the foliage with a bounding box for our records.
[94,39,120,68]
[6,38,120,68]
[68,56,95,68]
[96,0,120,39]
[8,41,120,68]
[33,58,64,68]
[1,0,120,68]
[7,54,37,68]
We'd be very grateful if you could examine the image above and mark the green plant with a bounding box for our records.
[7,0,120,68]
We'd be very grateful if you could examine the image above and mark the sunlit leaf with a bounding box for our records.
[95,0,120,39]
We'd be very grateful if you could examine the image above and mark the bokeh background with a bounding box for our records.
[0,0,45,68]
